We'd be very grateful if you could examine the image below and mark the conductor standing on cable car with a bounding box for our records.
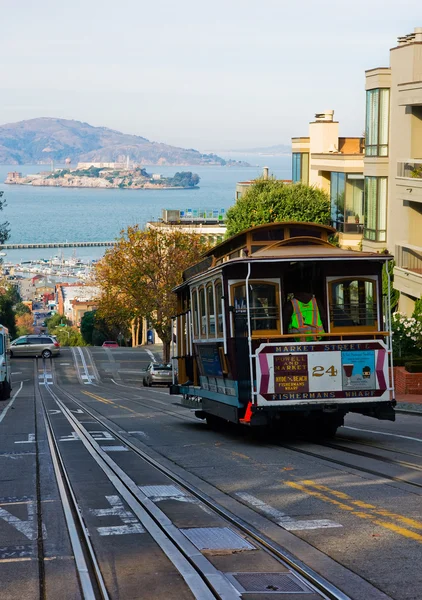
[283,286,325,342]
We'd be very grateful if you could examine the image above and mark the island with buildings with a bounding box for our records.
[5,165,201,190]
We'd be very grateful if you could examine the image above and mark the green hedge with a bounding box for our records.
[393,355,420,366]
[405,361,422,373]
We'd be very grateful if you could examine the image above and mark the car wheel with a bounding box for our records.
[42,350,52,359]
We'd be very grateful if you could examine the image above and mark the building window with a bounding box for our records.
[292,153,309,184]
[364,177,387,242]
[206,283,216,338]
[365,89,390,157]
[215,281,223,336]
[199,287,206,337]
[331,173,364,232]
[192,289,199,337]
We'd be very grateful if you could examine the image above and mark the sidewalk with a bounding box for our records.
[396,393,422,413]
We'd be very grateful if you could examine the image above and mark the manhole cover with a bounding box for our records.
[226,572,313,594]
[181,527,254,550]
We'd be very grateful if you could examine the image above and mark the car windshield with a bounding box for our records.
[154,364,172,371]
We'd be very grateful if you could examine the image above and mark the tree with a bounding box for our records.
[225,180,331,237]
[16,313,34,336]
[0,287,18,338]
[49,325,85,347]
[382,260,400,316]
[80,309,120,346]
[45,313,70,330]
[95,227,209,361]
[15,302,31,316]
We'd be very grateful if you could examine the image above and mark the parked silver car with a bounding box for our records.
[143,362,173,387]
[10,335,60,358]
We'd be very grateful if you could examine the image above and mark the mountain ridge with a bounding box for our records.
[0,118,249,166]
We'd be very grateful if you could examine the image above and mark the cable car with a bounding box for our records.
[171,222,395,437]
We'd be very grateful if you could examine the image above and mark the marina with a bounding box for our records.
[4,253,96,282]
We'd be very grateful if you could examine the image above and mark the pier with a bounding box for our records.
[1,241,116,249]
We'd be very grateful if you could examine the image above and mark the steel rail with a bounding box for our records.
[278,443,422,491]
[43,384,234,600]
[37,359,109,599]
[335,436,422,460]
[52,383,350,600]
[319,441,422,473]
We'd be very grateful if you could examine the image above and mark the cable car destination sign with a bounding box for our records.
[256,341,389,403]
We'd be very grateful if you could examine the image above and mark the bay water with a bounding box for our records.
[0,154,291,264]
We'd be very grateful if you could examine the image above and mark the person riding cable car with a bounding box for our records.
[284,291,325,342]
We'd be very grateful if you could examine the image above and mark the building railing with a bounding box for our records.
[397,159,422,179]
[396,243,422,276]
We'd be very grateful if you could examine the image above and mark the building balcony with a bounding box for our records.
[394,243,422,300]
[396,160,422,203]
[310,153,363,173]
[397,81,422,106]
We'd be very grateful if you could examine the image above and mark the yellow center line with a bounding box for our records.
[81,390,140,414]
[301,480,422,531]
[285,481,422,543]
[82,390,114,405]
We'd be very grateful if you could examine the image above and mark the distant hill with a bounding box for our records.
[231,144,291,154]
[0,118,250,166]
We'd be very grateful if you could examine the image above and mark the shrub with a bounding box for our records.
[404,361,422,373]
[391,313,422,358]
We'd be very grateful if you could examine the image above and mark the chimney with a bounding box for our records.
[263,166,269,180]
[314,110,334,122]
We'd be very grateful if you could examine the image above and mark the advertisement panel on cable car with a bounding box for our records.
[256,340,389,405]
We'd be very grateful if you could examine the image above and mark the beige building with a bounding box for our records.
[292,111,364,249]
[363,27,422,314]
[146,209,227,246]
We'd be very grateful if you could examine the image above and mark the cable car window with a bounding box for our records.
[329,278,377,330]
[215,281,223,336]
[232,282,280,333]
[192,289,199,337]
[199,287,207,337]
[207,284,216,337]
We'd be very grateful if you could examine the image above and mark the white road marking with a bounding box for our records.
[127,431,149,439]
[0,502,46,540]
[49,409,62,415]
[0,382,23,425]
[236,492,342,531]
[101,446,128,452]
[139,485,196,504]
[15,434,35,444]
[59,363,70,366]
[144,349,156,362]
[11,372,22,375]
[344,425,422,443]
[90,495,144,536]
[91,431,114,441]
[59,432,80,442]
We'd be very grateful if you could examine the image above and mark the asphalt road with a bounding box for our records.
[1,346,421,600]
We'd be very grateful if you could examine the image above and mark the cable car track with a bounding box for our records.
[40,375,350,600]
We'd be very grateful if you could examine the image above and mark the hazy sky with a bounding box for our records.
[1,1,420,151]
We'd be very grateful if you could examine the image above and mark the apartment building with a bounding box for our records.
[363,27,422,314]
[292,111,364,249]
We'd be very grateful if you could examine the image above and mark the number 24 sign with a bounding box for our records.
[307,353,342,392]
